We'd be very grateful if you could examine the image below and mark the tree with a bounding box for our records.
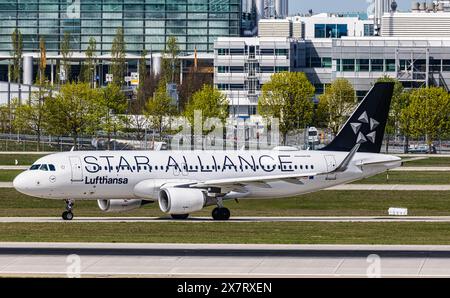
[398,91,413,153]
[0,105,10,133]
[375,76,404,153]
[44,83,99,147]
[138,49,148,96]
[10,29,23,84]
[111,27,126,86]
[179,69,213,110]
[145,81,177,139]
[403,87,450,153]
[38,37,47,85]
[96,84,128,149]
[14,37,51,151]
[184,84,229,134]
[162,36,180,83]
[60,32,72,83]
[13,93,49,151]
[258,72,315,144]
[317,78,357,136]
[83,37,97,87]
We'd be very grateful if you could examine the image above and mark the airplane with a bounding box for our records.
[13,82,401,221]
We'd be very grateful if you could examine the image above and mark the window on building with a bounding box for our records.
[335,59,342,71]
[229,48,244,55]
[275,67,289,72]
[364,24,374,36]
[229,84,244,90]
[275,49,288,56]
[385,59,396,72]
[314,83,325,94]
[356,59,370,71]
[230,66,244,73]
[356,90,368,101]
[309,57,322,68]
[217,66,229,73]
[314,24,326,38]
[217,48,229,55]
[337,24,348,37]
[260,66,274,73]
[217,84,229,90]
[322,57,332,68]
[315,24,348,38]
[371,59,383,71]
[342,59,355,72]
[260,48,275,55]
[443,60,450,71]
[430,59,441,72]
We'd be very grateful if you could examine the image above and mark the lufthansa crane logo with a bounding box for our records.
[350,111,379,144]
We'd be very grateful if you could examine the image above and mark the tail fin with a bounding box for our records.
[320,82,394,153]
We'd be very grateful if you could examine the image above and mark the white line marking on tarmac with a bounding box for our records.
[1,216,450,223]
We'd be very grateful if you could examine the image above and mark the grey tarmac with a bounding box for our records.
[0,243,450,277]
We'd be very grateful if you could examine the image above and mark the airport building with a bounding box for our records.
[214,1,450,117]
[0,0,242,55]
[0,0,247,102]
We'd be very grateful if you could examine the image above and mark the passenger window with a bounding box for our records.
[30,164,40,170]
[40,164,49,171]
[49,164,56,171]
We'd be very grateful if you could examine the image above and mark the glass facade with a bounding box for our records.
[0,0,241,54]
[314,24,347,38]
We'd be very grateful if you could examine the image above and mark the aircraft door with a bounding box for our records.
[324,155,337,180]
[69,156,84,182]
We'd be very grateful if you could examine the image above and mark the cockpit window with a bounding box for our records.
[30,163,56,171]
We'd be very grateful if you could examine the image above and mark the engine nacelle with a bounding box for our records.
[158,187,205,215]
[97,199,143,213]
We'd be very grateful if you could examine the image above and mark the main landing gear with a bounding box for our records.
[62,199,74,221]
[212,197,231,221]
[212,207,231,221]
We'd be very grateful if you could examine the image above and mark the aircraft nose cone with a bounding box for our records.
[13,172,29,194]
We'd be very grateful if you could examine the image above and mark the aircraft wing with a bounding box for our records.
[191,171,321,189]
[190,143,361,191]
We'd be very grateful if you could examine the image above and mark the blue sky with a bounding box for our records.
[289,0,411,14]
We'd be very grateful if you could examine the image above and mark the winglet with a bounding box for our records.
[332,143,360,173]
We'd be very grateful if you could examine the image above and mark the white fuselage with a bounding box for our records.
[13,149,402,201]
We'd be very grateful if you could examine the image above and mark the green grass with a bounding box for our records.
[355,171,450,185]
[0,154,46,166]
[0,222,449,244]
[0,170,23,182]
[402,157,450,167]
[1,188,449,217]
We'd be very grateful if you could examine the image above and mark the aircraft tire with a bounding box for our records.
[212,207,230,221]
[62,211,74,221]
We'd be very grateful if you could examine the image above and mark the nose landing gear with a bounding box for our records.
[62,199,74,221]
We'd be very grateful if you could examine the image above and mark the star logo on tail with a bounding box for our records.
[350,112,379,144]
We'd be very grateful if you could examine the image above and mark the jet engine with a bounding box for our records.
[97,199,146,213]
[158,187,206,215]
